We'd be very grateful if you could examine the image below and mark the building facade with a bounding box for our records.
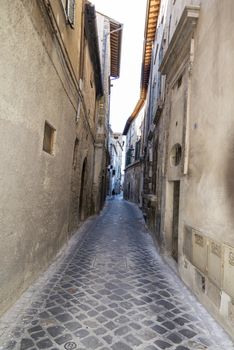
[109,132,124,195]
[141,0,234,339]
[0,0,122,316]
[123,110,144,204]
[123,0,160,210]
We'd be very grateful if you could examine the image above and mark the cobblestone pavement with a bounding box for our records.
[0,197,234,350]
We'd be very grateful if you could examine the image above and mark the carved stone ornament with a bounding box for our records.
[211,241,221,257]
[194,233,204,247]
[229,251,234,266]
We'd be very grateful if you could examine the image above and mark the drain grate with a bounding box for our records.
[64,341,77,350]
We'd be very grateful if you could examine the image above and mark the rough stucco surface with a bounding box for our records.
[183,0,234,245]
[0,0,77,315]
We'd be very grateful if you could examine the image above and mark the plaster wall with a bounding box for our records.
[161,0,234,338]
[182,0,234,245]
[0,0,81,315]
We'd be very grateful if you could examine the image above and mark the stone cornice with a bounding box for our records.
[159,6,200,80]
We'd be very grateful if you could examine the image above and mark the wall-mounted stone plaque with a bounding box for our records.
[192,230,207,274]
[207,240,222,288]
[223,244,234,299]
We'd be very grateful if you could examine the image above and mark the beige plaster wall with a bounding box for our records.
[165,0,234,338]
[183,0,234,245]
[0,0,80,315]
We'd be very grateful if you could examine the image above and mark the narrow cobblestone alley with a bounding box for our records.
[0,198,233,350]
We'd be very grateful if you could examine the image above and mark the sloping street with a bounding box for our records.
[0,197,233,350]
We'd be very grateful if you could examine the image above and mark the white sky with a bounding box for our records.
[91,0,147,133]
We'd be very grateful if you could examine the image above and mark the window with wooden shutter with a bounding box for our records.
[66,0,75,27]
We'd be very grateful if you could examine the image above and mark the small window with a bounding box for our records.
[170,143,182,166]
[72,138,79,169]
[177,75,183,88]
[61,0,75,27]
[43,121,56,155]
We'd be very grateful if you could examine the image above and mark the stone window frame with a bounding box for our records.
[42,121,56,156]
[60,0,76,28]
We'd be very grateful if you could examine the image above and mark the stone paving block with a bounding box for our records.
[173,317,189,326]
[28,326,43,334]
[102,335,112,344]
[48,307,64,316]
[129,322,141,330]
[167,332,183,344]
[162,321,176,330]
[81,335,103,349]
[114,325,131,336]
[96,306,107,312]
[104,321,117,330]
[75,313,87,321]
[87,310,99,317]
[115,315,129,324]
[151,324,168,335]
[94,327,108,336]
[154,339,173,349]
[84,319,99,329]
[46,325,65,337]
[124,333,142,346]
[36,338,53,349]
[30,331,46,341]
[64,321,82,331]
[55,313,73,322]
[179,328,196,338]
[68,307,79,315]
[182,313,198,322]
[102,310,118,319]
[158,300,175,310]
[164,312,175,318]
[20,338,35,350]
[111,341,132,350]
[54,333,72,345]
[74,328,89,338]
[95,315,107,324]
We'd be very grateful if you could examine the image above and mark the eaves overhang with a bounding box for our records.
[159,5,200,78]
[85,3,103,97]
[110,19,123,78]
[122,0,160,136]
[123,98,145,135]
[141,0,161,94]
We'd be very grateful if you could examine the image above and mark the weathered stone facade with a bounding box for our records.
[0,0,122,316]
[109,132,124,195]
[123,111,144,205]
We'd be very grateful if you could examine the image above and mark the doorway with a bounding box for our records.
[172,181,180,262]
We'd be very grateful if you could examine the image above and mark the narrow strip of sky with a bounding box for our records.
[91,0,147,133]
